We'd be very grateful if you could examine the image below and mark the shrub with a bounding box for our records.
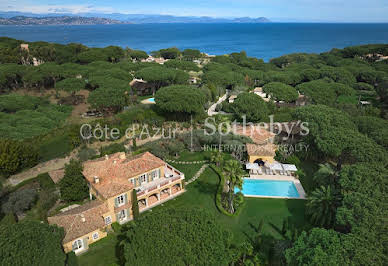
[100,143,126,156]
[77,147,97,162]
[0,139,39,177]
[1,188,37,215]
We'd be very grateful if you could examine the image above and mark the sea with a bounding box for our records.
[1,23,388,61]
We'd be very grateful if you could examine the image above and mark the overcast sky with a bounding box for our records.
[2,0,388,22]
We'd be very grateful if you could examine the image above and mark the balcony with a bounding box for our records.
[136,164,184,196]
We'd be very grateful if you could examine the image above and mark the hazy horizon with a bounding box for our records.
[1,0,388,23]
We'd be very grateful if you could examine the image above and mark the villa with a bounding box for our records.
[48,152,185,254]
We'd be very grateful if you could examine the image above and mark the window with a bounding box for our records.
[105,216,112,225]
[139,174,147,184]
[118,210,126,221]
[72,239,83,251]
[151,170,159,180]
[117,194,125,206]
[129,178,135,186]
[92,232,99,240]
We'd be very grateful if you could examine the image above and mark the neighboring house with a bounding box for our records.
[228,95,237,103]
[246,143,277,164]
[48,152,185,254]
[129,78,155,96]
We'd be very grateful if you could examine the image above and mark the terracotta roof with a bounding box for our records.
[48,200,109,243]
[246,143,276,157]
[83,152,165,199]
[48,169,65,184]
[234,126,275,144]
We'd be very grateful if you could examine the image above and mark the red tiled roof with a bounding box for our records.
[48,200,109,243]
[235,126,275,144]
[83,152,165,199]
[48,169,65,184]
[246,143,276,157]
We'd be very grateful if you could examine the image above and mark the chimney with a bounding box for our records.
[119,153,126,160]
[105,154,109,160]
[94,176,100,184]
[80,214,86,223]
[113,160,117,165]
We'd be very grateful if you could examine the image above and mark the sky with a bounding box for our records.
[1,0,388,22]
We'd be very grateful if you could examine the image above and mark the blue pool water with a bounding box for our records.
[148,98,155,102]
[236,179,300,198]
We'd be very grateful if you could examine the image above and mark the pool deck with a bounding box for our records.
[243,175,307,200]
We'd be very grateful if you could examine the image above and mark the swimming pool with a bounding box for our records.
[147,97,155,102]
[236,179,300,198]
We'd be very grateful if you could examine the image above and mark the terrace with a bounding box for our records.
[136,164,185,211]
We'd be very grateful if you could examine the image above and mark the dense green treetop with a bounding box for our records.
[121,208,233,266]
[56,78,86,95]
[296,79,354,105]
[164,59,200,72]
[233,92,269,122]
[353,116,388,148]
[88,85,130,113]
[155,85,206,115]
[0,221,66,266]
[182,48,202,60]
[285,228,350,266]
[135,66,189,89]
[127,49,148,60]
[263,82,299,102]
[153,47,181,59]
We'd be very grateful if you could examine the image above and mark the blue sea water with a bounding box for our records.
[236,179,300,198]
[1,23,388,61]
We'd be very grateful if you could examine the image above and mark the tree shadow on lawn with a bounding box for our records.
[285,199,310,231]
[191,179,218,196]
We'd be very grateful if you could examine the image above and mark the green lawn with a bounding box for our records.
[169,151,211,181]
[78,166,307,265]
[77,233,119,266]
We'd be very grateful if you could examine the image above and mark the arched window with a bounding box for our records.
[72,239,83,252]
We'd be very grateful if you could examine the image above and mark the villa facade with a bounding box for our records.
[48,152,185,254]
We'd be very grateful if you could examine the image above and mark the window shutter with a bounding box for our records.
[72,241,77,251]
[124,193,128,204]
[116,212,120,222]
[158,169,161,179]
[83,237,89,250]
[125,209,129,218]
[114,197,118,207]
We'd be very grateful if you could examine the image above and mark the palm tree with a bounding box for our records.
[210,150,224,167]
[313,163,337,187]
[224,160,244,214]
[306,185,339,228]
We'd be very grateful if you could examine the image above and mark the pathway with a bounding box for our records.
[185,164,209,185]
[207,93,228,116]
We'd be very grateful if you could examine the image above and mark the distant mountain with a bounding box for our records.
[0,11,271,24]
[0,16,130,25]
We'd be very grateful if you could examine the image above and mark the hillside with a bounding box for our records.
[0,16,130,25]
